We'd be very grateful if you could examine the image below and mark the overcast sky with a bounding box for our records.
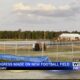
[0,0,80,31]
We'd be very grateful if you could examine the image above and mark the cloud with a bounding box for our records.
[13,2,80,18]
[13,3,31,11]
[37,3,56,11]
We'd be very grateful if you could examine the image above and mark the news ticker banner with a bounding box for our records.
[0,62,79,70]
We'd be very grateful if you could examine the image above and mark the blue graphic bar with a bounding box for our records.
[0,62,75,70]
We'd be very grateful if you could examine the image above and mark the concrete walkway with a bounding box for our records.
[0,70,80,79]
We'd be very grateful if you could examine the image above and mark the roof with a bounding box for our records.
[59,33,80,38]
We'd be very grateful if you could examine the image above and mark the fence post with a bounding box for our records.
[56,41,59,61]
[42,42,44,56]
[15,41,18,55]
[71,41,74,61]
[4,41,5,54]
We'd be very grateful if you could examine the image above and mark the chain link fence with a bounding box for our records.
[0,41,80,62]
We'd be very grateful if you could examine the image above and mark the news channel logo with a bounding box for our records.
[73,62,80,70]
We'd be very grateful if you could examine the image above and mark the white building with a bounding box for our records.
[59,33,80,41]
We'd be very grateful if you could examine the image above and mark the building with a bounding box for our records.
[58,33,80,41]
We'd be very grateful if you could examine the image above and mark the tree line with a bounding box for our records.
[0,30,80,40]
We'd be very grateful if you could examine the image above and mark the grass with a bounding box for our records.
[0,39,43,41]
[0,39,26,41]
[0,59,15,62]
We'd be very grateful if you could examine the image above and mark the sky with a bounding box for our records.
[0,0,80,31]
